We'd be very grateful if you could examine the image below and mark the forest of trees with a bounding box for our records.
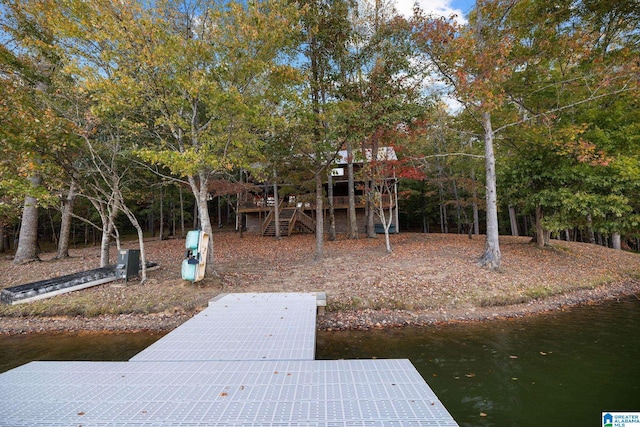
[1,0,638,277]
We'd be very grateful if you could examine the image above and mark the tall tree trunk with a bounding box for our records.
[56,181,77,259]
[158,186,164,241]
[346,141,358,239]
[171,199,176,237]
[314,169,324,260]
[450,176,467,234]
[100,213,113,267]
[586,214,596,244]
[508,205,519,237]
[179,185,185,238]
[365,138,378,238]
[13,175,42,264]
[534,204,547,248]
[365,180,376,238]
[189,172,215,275]
[474,5,501,270]
[92,198,119,267]
[436,157,447,233]
[478,111,501,270]
[273,177,280,239]
[421,179,428,233]
[117,193,148,283]
[0,224,5,253]
[327,171,336,241]
[393,176,399,234]
[438,183,447,233]
[612,232,621,250]
[471,169,480,235]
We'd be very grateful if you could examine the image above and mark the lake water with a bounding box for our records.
[1,297,639,426]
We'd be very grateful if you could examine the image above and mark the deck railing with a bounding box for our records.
[241,194,393,211]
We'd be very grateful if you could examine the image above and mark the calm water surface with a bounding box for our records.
[1,297,639,426]
[317,297,640,426]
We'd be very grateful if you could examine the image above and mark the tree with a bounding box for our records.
[290,0,353,258]
[22,0,301,276]
[0,10,68,263]
[340,0,426,240]
[367,147,398,252]
[413,0,639,269]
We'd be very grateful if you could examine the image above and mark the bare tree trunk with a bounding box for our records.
[586,214,596,244]
[471,169,480,235]
[438,183,447,233]
[13,175,42,264]
[273,177,280,239]
[100,215,114,267]
[421,180,428,233]
[478,111,501,270]
[508,205,519,237]
[158,185,164,241]
[171,199,176,237]
[346,141,358,239]
[327,171,336,241]
[365,180,376,238]
[179,185,185,238]
[534,206,543,246]
[56,181,77,259]
[612,232,621,250]
[189,172,215,275]
[117,194,148,283]
[393,177,399,234]
[474,5,501,270]
[534,204,548,248]
[435,157,447,233]
[314,170,324,260]
[92,199,119,267]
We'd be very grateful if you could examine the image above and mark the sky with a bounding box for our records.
[394,0,475,23]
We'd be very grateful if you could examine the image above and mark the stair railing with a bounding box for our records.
[261,199,285,236]
[294,208,315,233]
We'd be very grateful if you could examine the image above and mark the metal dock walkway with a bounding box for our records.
[0,292,458,426]
[131,293,318,362]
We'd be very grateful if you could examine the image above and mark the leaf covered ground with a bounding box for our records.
[2,231,640,333]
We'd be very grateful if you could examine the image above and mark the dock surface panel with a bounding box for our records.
[131,292,318,362]
[0,359,457,426]
[0,292,459,426]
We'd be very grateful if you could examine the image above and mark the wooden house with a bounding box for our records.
[237,147,399,236]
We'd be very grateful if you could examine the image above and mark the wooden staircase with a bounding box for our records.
[262,207,315,236]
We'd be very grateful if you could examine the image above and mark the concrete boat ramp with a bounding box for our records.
[0,292,458,426]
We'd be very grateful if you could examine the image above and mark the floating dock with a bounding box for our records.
[0,292,458,426]
[131,293,318,362]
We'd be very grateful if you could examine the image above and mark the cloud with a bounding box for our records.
[394,0,468,23]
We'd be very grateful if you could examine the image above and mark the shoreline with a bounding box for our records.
[2,280,639,335]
